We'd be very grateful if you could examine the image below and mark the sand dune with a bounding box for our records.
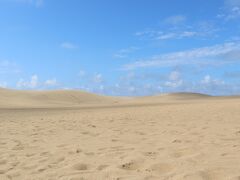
[0,88,216,109]
[0,88,216,108]
[0,89,240,179]
[162,92,211,99]
[0,88,117,108]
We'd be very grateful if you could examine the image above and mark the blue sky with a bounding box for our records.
[0,0,240,96]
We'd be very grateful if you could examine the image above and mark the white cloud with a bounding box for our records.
[0,60,21,74]
[93,73,103,83]
[135,29,161,38]
[105,70,239,96]
[113,47,140,59]
[17,75,58,89]
[0,82,7,88]
[201,75,211,84]
[157,33,176,40]
[78,70,86,77]
[135,20,218,41]
[29,75,38,88]
[129,86,136,93]
[201,75,225,86]
[180,31,197,38]
[198,75,226,95]
[156,31,206,40]
[123,41,240,70]
[165,80,183,88]
[44,78,58,87]
[76,72,108,94]
[17,75,39,89]
[16,79,25,88]
[156,31,197,40]
[225,0,240,8]
[72,69,239,96]
[165,71,183,88]
[164,15,186,25]
[218,7,240,20]
[99,85,104,91]
[218,0,240,20]
[61,42,78,49]
[169,71,181,81]
[135,29,203,41]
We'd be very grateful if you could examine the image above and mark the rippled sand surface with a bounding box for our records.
[1,90,240,180]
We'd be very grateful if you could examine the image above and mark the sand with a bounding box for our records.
[0,89,240,180]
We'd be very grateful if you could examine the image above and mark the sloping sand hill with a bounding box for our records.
[0,89,240,180]
[0,88,117,108]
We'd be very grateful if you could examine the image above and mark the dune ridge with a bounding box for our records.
[0,88,117,108]
[0,88,216,108]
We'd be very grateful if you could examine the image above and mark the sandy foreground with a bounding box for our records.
[1,90,240,180]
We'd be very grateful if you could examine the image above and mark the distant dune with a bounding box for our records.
[0,88,116,108]
[160,92,211,99]
[0,88,234,108]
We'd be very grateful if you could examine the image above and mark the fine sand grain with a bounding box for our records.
[0,89,240,180]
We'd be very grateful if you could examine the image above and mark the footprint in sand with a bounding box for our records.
[37,167,47,172]
[75,148,83,154]
[56,144,67,148]
[70,177,85,180]
[0,169,6,174]
[110,146,123,149]
[145,163,173,175]
[81,131,89,135]
[172,139,182,143]
[144,176,161,180]
[40,151,51,156]
[84,152,95,156]
[88,124,96,128]
[170,148,197,158]
[97,164,109,171]
[0,142,7,145]
[6,171,21,178]
[22,164,38,170]
[25,153,35,157]
[51,156,65,164]
[120,162,138,170]
[0,160,7,166]
[72,163,90,171]
[235,130,240,135]
[183,170,226,180]
[10,161,19,168]
[12,144,24,151]
[111,139,119,142]
[142,151,158,157]
[135,131,146,135]
[119,159,144,171]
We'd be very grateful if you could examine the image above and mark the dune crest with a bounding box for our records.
[0,88,116,108]
[1,88,237,108]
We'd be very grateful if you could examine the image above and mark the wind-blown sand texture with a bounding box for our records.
[0,89,240,180]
